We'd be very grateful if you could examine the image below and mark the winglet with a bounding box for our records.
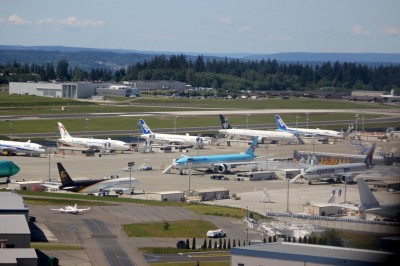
[219,114,233,129]
[245,137,258,156]
[357,178,380,210]
[58,122,71,139]
[138,119,153,134]
[57,162,74,186]
[275,115,288,131]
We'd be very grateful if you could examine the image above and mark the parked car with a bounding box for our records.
[210,175,229,180]
[207,229,226,238]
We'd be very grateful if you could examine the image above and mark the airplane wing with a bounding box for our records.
[50,208,65,212]
[77,207,91,212]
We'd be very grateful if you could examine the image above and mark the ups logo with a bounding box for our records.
[60,171,68,181]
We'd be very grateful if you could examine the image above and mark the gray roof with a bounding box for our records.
[0,249,37,263]
[231,242,394,265]
[0,192,27,210]
[0,215,30,234]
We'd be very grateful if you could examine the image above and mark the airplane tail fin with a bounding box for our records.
[57,162,74,186]
[357,178,380,210]
[58,122,71,139]
[245,137,258,156]
[275,115,288,131]
[364,143,376,167]
[74,204,77,209]
[138,119,153,134]
[343,124,354,138]
[219,114,233,129]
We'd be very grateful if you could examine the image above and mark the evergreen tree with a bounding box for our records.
[223,239,226,249]
[228,239,231,249]
[208,239,212,249]
[219,238,222,249]
[268,236,272,243]
[232,239,236,248]
[202,239,207,249]
[192,237,196,250]
[214,241,217,249]
[185,239,190,249]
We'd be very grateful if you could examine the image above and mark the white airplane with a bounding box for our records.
[275,115,352,139]
[56,162,138,195]
[0,139,46,156]
[51,204,90,214]
[57,122,130,152]
[291,143,376,185]
[138,119,209,147]
[218,114,299,144]
[357,178,400,220]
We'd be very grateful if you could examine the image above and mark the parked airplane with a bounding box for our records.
[172,137,259,173]
[0,160,20,183]
[51,204,90,214]
[56,162,138,194]
[0,139,46,156]
[57,122,130,152]
[275,115,351,139]
[291,143,376,185]
[357,178,400,220]
[218,114,298,144]
[139,119,209,147]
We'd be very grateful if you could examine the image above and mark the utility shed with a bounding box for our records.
[195,188,229,201]
[303,204,346,216]
[0,215,31,248]
[237,171,276,181]
[0,192,29,219]
[147,191,184,202]
[8,181,43,191]
[231,242,394,266]
[0,248,38,266]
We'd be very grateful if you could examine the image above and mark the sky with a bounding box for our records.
[1,0,399,54]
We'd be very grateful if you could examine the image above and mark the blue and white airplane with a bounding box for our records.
[0,139,46,156]
[139,119,210,147]
[275,115,351,139]
[173,137,259,173]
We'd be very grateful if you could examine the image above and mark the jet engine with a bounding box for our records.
[214,163,231,173]
[340,175,354,184]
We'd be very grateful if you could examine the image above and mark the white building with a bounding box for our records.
[9,82,103,99]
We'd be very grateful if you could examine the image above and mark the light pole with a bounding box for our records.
[48,148,51,182]
[187,158,193,197]
[128,162,134,194]
[306,112,310,129]
[265,145,269,171]
[295,115,299,129]
[246,113,250,129]
[85,117,90,137]
[362,114,365,133]
[174,115,178,134]
[355,114,359,134]
[286,178,290,213]
[6,120,13,139]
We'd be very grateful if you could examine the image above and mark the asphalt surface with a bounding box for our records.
[3,136,400,265]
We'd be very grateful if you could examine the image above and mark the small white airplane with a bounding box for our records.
[56,162,138,195]
[138,119,209,147]
[275,115,352,139]
[57,122,130,152]
[218,114,299,144]
[0,139,46,156]
[291,143,376,185]
[51,204,90,214]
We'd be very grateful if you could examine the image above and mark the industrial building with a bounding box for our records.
[231,242,394,266]
[0,215,31,248]
[195,188,229,201]
[0,249,38,266]
[0,192,29,219]
[9,81,100,98]
[147,191,184,202]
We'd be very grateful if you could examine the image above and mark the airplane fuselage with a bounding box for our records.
[59,137,130,151]
[0,140,46,155]
[59,177,138,193]
[279,127,344,139]
[141,133,209,146]
[174,153,255,169]
[219,128,297,142]
[303,163,367,181]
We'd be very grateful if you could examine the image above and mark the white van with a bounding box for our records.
[207,229,226,238]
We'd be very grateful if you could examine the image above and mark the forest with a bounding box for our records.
[1,54,399,93]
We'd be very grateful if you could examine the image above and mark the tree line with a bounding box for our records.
[1,55,399,93]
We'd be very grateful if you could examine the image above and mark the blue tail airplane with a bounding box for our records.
[173,137,259,173]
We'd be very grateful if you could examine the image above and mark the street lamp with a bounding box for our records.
[362,114,365,133]
[6,120,13,139]
[295,115,300,129]
[286,178,290,213]
[187,158,193,197]
[174,115,178,134]
[128,162,135,194]
[306,112,310,129]
[85,117,90,137]
[265,145,269,171]
[355,114,359,134]
[246,113,250,129]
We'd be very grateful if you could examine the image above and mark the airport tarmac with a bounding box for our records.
[2,139,400,265]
